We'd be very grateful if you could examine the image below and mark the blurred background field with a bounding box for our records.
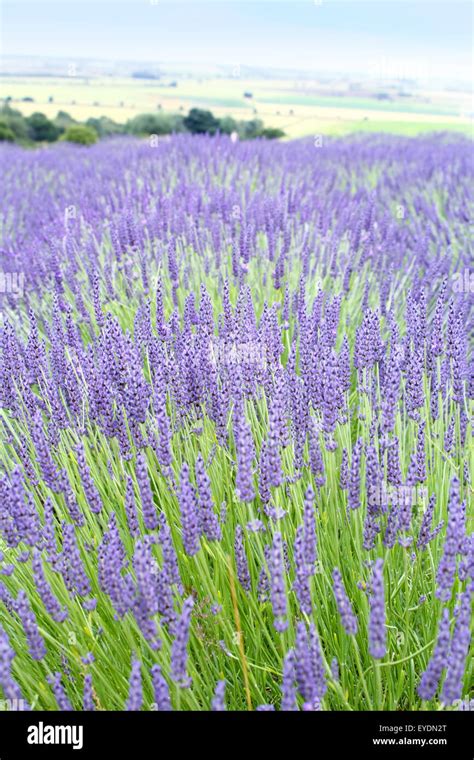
[2,0,472,141]
[1,57,472,138]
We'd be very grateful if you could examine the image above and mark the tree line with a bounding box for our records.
[0,104,285,145]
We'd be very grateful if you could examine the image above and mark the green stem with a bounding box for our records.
[351,639,373,709]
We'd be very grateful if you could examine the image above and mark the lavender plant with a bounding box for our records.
[0,132,472,711]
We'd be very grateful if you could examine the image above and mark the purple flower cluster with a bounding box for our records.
[332,568,358,636]
[171,596,194,687]
[178,463,200,556]
[368,559,386,660]
[234,525,251,592]
[0,133,471,711]
[441,591,472,705]
[295,621,327,708]
[126,657,143,711]
[269,532,288,632]
[0,624,29,706]
[417,608,451,702]
[151,664,172,711]
[436,478,467,601]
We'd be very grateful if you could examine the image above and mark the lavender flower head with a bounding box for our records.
[234,525,251,592]
[0,624,29,706]
[441,591,472,705]
[281,649,298,711]
[269,532,288,632]
[211,679,226,711]
[368,559,386,659]
[126,656,143,711]
[178,463,200,556]
[417,608,451,702]
[171,596,194,687]
[151,664,172,711]
[332,567,358,636]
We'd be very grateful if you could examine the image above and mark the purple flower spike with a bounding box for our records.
[15,590,46,661]
[368,559,386,660]
[436,478,465,601]
[269,532,288,632]
[303,485,318,571]
[441,591,472,705]
[171,596,194,687]
[126,656,143,711]
[0,624,29,707]
[47,673,73,711]
[75,442,102,514]
[281,650,298,711]
[293,526,312,615]
[233,402,255,503]
[234,525,251,592]
[178,463,200,556]
[32,549,68,623]
[348,439,363,511]
[211,679,226,711]
[332,568,358,636]
[83,673,94,711]
[124,476,140,539]
[151,664,172,711]
[135,453,158,530]
[195,454,221,541]
[417,608,451,702]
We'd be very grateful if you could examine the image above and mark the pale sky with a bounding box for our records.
[1,1,472,83]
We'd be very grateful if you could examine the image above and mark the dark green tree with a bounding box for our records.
[27,112,60,142]
[259,127,286,140]
[183,108,219,135]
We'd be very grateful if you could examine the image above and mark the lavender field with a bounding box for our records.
[0,133,472,712]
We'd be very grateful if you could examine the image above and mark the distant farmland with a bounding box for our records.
[1,74,472,137]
